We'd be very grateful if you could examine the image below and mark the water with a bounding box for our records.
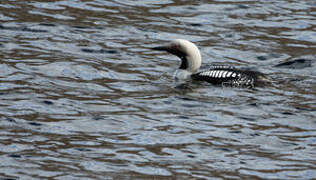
[0,0,315,179]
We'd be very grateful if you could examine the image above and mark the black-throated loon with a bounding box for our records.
[152,39,269,88]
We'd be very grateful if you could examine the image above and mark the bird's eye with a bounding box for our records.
[173,44,180,50]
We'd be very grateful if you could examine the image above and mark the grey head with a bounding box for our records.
[152,39,202,73]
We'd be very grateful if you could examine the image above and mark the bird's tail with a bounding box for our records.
[256,73,276,87]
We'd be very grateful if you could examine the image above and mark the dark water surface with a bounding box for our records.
[0,0,315,179]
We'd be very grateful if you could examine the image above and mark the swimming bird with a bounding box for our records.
[152,39,269,88]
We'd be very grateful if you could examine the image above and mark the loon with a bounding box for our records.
[152,39,268,88]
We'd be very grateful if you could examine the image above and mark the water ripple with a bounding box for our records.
[0,0,315,179]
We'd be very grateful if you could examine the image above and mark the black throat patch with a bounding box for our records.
[179,56,188,69]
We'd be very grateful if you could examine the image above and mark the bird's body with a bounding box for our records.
[192,67,260,88]
[152,39,269,88]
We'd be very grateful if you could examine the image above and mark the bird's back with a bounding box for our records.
[191,66,267,88]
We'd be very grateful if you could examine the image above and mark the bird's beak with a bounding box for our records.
[152,44,183,58]
[151,46,170,51]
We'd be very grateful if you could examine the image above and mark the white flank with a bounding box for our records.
[210,71,215,77]
[218,71,224,78]
[227,71,232,77]
[222,71,228,78]
[216,71,220,78]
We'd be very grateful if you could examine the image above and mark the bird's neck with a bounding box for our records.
[174,69,193,80]
[179,56,188,70]
[179,54,201,73]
